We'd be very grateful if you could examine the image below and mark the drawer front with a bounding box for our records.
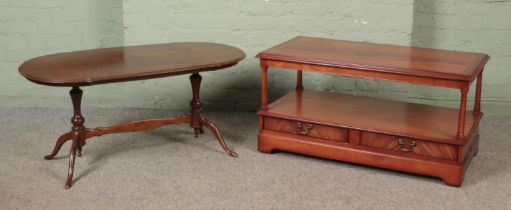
[264,117,348,142]
[360,132,456,160]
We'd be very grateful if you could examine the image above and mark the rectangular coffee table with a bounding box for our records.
[256,36,489,186]
[19,42,245,188]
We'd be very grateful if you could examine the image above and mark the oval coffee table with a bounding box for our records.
[19,42,245,188]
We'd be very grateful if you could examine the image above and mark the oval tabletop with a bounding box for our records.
[19,42,245,86]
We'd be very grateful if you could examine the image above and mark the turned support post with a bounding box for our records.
[260,60,268,111]
[189,72,237,157]
[296,70,303,90]
[66,86,86,189]
[190,73,204,137]
[457,86,469,140]
[473,72,483,116]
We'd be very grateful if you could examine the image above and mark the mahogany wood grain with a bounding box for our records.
[360,132,457,161]
[22,43,245,188]
[474,72,483,116]
[257,36,489,81]
[296,70,303,90]
[42,73,239,188]
[44,132,71,160]
[85,115,191,138]
[258,130,474,186]
[61,116,193,188]
[265,59,468,89]
[256,36,487,186]
[19,42,245,86]
[264,117,348,142]
[200,114,238,157]
[260,90,478,144]
[66,87,86,188]
[463,136,479,169]
[348,130,361,145]
[190,73,204,137]
[43,74,239,188]
[66,135,79,188]
[260,61,269,111]
[462,126,479,163]
[458,87,469,139]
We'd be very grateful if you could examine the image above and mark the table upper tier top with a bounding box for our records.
[19,42,246,86]
[257,36,489,81]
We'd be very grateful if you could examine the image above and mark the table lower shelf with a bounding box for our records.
[258,90,480,144]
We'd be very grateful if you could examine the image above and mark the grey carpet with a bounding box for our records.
[0,107,510,209]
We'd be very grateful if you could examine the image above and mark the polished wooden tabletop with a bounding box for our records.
[19,42,246,86]
[257,36,489,81]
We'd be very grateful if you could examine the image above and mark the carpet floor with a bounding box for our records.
[1,107,510,209]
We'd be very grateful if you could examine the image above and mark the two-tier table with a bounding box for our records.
[19,42,245,188]
[256,36,489,186]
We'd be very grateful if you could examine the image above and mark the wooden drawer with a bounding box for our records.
[264,117,348,142]
[360,132,457,160]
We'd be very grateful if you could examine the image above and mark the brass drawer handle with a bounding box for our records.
[397,138,416,152]
[296,122,315,135]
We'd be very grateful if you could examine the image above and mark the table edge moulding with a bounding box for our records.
[256,36,489,187]
[19,42,246,189]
